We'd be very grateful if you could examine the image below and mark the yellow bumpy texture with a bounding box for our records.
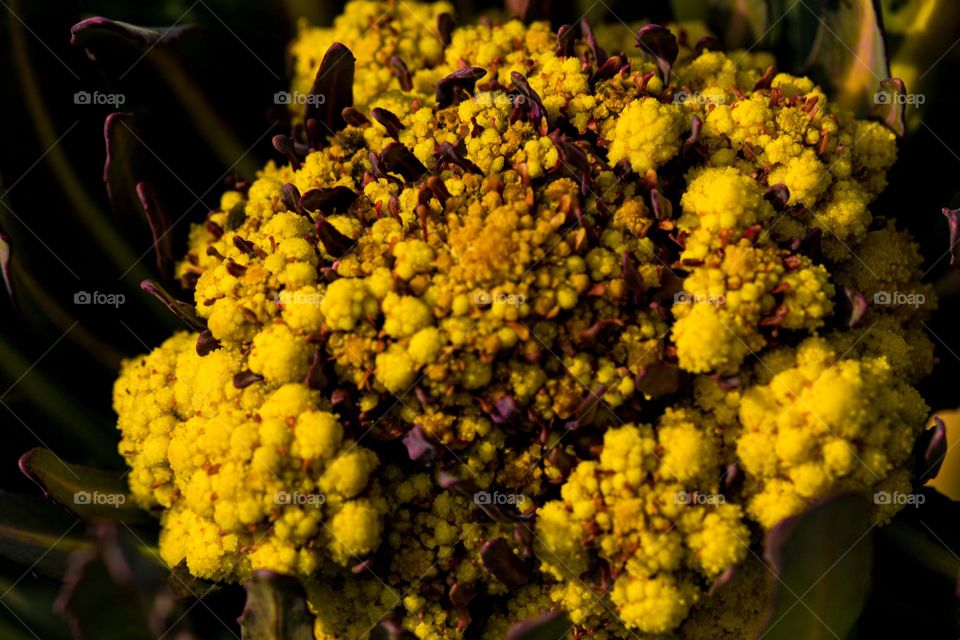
[114,2,935,638]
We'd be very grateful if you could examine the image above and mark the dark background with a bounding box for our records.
[1,1,958,638]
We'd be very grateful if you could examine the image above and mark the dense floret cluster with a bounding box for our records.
[114,2,935,637]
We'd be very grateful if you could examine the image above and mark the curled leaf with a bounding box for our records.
[381,142,428,182]
[137,182,174,278]
[869,77,907,137]
[140,279,205,331]
[299,186,358,215]
[942,207,959,267]
[388,56,413,92]
[843,287,869,329]
[511,71,548,125]
[371,107,406,141]
[19,448,148,524]
[316,218,355,258]
[913,417,947,483]
[635,24,679,83]
[436,67,487,109]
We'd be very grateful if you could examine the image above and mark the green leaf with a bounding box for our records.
[805,0,890,114]
[239,571,315,640]
[19,448,150,524]
[55,525,170,640]
[0,490,90,578]
[707,0,771,49]
[758,493,873,640]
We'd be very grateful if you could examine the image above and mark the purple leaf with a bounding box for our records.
[843,287,869,328]
[505,0,552,22]
[913,417,947,483]
[435,141,482,175]
[299,186,358,215]
[436,67,487,108]
[511,72,548,125]
[388,56,413,92]
[480,538,529,588]
[765,184,791,211]
[306,43,356,140]
[635,24,679,84]
[635,361,683,398]
[103,113,143,223]
[315,218,355,258]
[140,279,205,331]
[381,142,428,182]
[507,611,571,640]
[135,182,173,279]
[371,107,406,141]
[0,221,14,305]
[196,329,221,356]
[233,371,264,389]
[371,621,417,640]
[71,17,191,50]
[580,18,606,66]
[942,207,959,267]
[402,425,436,463]
[281,183,304,215]
[437,14,455,48]
[555,24,575,57]
[305,351,327,390]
